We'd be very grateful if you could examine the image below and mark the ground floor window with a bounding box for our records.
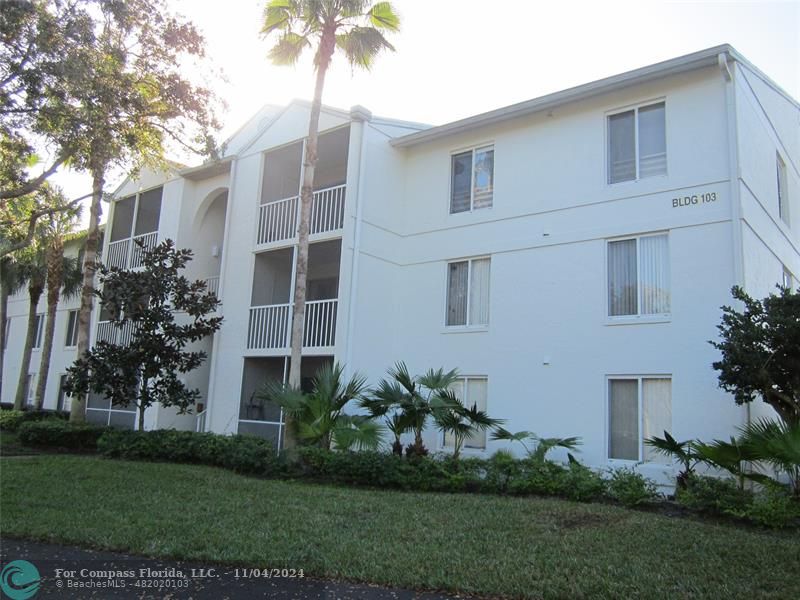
[443,376,489,451]
[85,392,136,429]
[608,376,671,463]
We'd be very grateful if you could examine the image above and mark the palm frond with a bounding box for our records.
[417,366,459,392]
[333,414,385,451]
[367,2,400,31]
[531,436,582,462]
[261,0,300,35]
[267,31,311,66]
[335,26,393,70]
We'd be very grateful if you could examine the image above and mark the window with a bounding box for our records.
[783,266,795,291]
[608,377,671,463]
[444,376,488,450]
[32,314,44,350]
[608,102,666,183]
[450,145,494,213]
[64,310,79,347]
[446,257,490,327]
[608,233,670,318]
[25,374,36,407]
[57,374,72,411]
[777,153,789,225]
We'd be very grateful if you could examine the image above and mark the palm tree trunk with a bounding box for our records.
[70,169,104,423]
[0,284,8,400]
[14,286,43,409]
[34,240,64,409]
[285,27,336,448]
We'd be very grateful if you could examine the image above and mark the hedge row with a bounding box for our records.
[9,420,798,527]
[0,409,69,432]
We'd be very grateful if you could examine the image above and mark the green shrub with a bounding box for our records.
[606,468,660,507]
[97,429,277,475]
[676,475,753,515]
[743,488,800,528]
[484,450,522,494]
[558,462,608,502]
[17,420,106,451]
[0,408,67,432]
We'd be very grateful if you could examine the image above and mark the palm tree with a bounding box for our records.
[261,1,400,403]
[433,388,504,461]
[645,431,701,490]
[491,428,583,462]
[258,361,382,451]
[13,245,47,409]
[362,362,458,456]
[33,209,83,409]
[0,256,25,399]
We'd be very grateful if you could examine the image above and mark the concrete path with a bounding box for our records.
[0,538,472,599]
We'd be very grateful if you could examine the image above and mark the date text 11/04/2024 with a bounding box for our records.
[672,192,717,207]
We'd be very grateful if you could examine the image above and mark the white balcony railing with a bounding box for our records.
[204,276,220,298]
[256,184,346,246]
[105,232,158,270]
[96,320,139,346]
[247,299,337,351]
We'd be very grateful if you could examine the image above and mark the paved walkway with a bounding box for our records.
[0,538,471,599]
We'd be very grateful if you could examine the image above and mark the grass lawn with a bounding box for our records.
[1,456,798,599]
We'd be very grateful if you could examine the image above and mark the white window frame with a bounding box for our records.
[777,152,789,225]
[444,256,491,329]
[441,375,489,452]
[32,313,44,350]
[449,144,494,214]
[606,100,667,184]
[782,266,795,291]
[606,232,670,322]
[64,309,79,348]
[606,375,672,463]
[26,373,36,406]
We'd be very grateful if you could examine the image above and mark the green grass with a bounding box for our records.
[1,456,798,599]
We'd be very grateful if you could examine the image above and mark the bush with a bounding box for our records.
[676,475,753,515]
[0,408,68,432]
[558,462,608,502]
[606,468,660,507]
[17,420,106,451]
[743,487,800,528]
[97,429,277,475]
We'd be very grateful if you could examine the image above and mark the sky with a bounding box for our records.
[53,0,800,225]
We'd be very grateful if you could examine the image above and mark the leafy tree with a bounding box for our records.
[711,286,800,426]
[64,240,222,430]
[257,361,382,451]
[59,0,220,423]
[260,0,400,401]
[33,206,84,408]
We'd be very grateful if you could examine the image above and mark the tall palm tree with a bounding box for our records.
[261,1,400,404]
[0,256,25,399]
[13,245,47,409]
[33,209,83,409]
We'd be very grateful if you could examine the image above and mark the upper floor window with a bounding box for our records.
[450,146,494,213]
[65,310,79,347]
[608,102,666,184]
[446,257,490,327]
[32,314,44,350]
[777,153,789,225]
[783,266,795,291]
[109,187,163,243]
[608,233,670,318]
[608,376,671,463]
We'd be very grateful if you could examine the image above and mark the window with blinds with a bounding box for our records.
[608,233,670,318]
[608,377,672,463]
[608,102,666,184]
[450,146,494,213]
[446,257,491,327]
[444,377,489,450]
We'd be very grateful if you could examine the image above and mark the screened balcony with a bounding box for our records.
[256,127,349,247]
[247,240,340,353]
[106,187,162,269]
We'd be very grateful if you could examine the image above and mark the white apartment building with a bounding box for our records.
[5,45,798,479]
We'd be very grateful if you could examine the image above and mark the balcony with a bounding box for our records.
[256,184,346,247]
[96,320,139,346]
[106,232,158,270]
[247,298,338,351]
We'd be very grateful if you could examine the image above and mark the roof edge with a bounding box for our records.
[391,44,739,148]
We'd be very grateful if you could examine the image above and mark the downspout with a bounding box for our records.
[205,157,238,434]
[344,106,372,371]
[720,53,750,434]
